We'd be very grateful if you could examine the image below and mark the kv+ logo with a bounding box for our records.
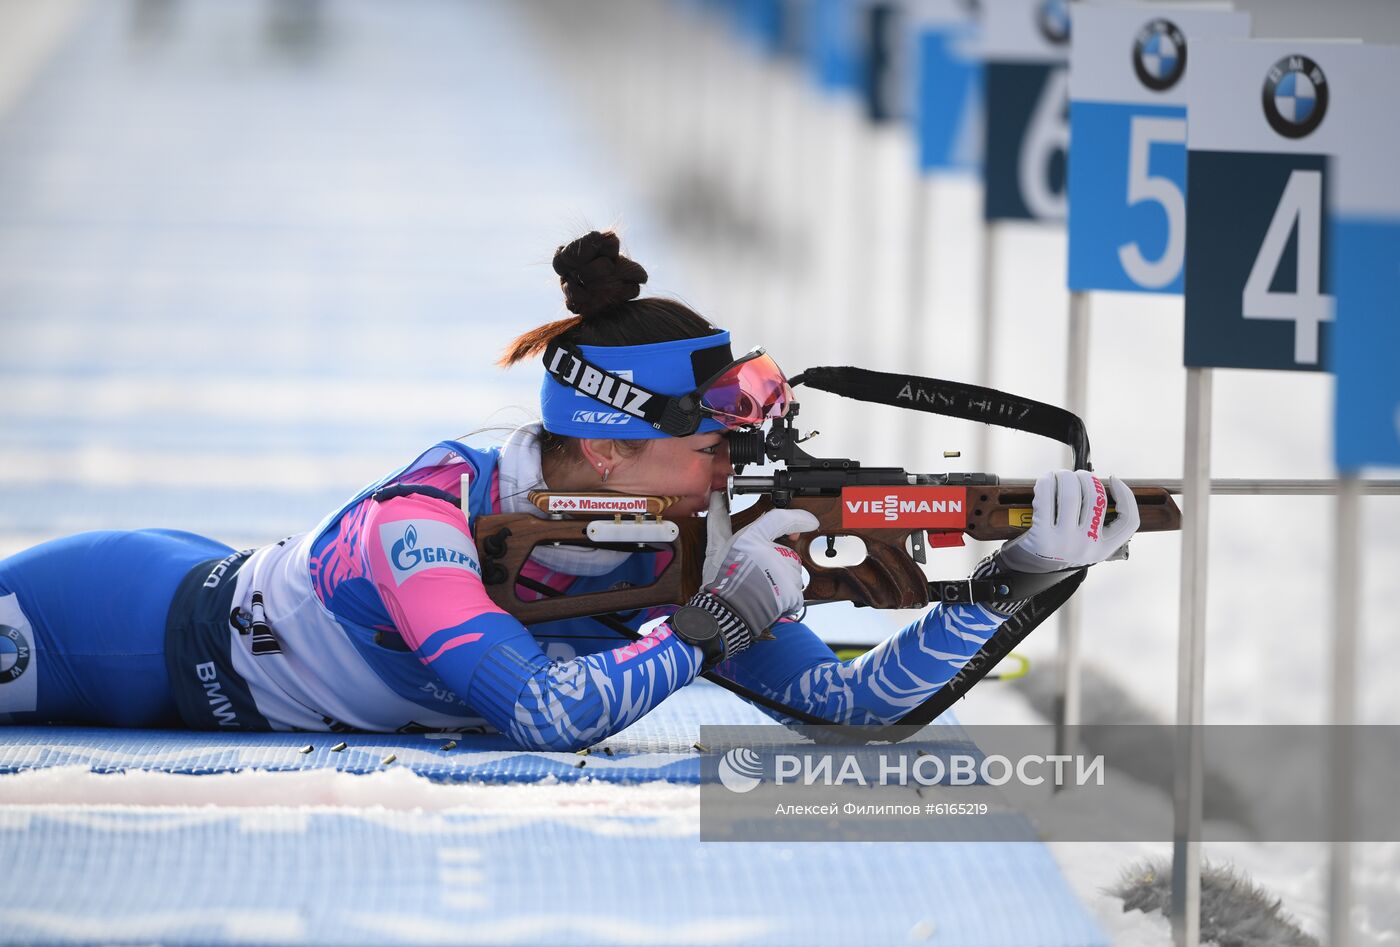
[572,410,629,425]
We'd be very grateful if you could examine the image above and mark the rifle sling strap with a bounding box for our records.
[787,364,1095,738]
[792,365,1092,470]
[925,568,1074,605]
[876,568,1089,741]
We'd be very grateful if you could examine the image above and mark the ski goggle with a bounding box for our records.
[692,347,792,430]
[541,339,792,437]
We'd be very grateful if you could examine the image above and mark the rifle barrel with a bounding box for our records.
[1010,478,1400,497]
[735,475,1400,497]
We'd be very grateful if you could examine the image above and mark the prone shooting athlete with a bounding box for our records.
[0,232,1139,749]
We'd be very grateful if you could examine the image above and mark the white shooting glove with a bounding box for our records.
[673,492,818,667]
[995,470,1140,574]
[701,489,734,586]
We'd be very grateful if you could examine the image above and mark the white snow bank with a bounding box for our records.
[0,765,701,816]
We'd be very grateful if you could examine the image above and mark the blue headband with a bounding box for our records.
[540,332,733,439]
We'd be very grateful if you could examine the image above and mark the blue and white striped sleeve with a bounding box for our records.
[465,623,704,751]
[716,602,1009,727]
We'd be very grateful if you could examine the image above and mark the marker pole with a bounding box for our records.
[1170,366,1212,947]
[975,222,997,467]
[1054,290,1091,773]
[904,173,933,468]
[1328,474,1361,947]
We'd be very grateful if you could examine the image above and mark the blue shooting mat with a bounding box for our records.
[0,681,774,783]
[0,805,1107,947]
[0,683,1108,946]
[2,681,961,784]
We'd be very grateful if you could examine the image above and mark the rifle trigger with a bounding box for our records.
[910,530,927,565]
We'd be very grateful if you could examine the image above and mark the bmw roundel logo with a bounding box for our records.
[1262,55,1329,139]
[1132,19,1187,92]
[0,624,31,684]
[1036,0,1070,46]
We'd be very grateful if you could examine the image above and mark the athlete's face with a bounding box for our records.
[599,432,732,517]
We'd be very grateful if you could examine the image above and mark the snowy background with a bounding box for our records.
[0,1,1396,944]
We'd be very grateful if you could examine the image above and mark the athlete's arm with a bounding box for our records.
[716,469,1142,727]
[715,602,1009,727]
[364,493,704,751]
[692,490,1005,726]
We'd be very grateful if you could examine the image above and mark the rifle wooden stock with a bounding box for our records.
[475,486,1181,624]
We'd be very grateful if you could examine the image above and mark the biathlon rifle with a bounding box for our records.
[472,366,1181,628]
[471,366,1181,738]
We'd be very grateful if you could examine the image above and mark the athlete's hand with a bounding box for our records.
[996,470,1139,573]
[700,491,818,634]
[701,490,734,587]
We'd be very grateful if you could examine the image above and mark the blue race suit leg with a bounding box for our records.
[0,529,235,726]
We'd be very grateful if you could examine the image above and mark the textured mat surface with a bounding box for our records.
[0,682,795,783]
[0,804,1108,946]
[0,684,1107,944]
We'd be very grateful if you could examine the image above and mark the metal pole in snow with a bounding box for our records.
[1328,474,1361,947]
[1170,365,1211,947]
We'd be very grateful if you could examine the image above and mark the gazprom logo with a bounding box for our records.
[381,519,481,586]
[397,524,418,563]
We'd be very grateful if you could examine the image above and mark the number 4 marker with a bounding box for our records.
[1242,169,1335,364]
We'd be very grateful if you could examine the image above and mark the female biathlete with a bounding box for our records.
[0,232,1139,750]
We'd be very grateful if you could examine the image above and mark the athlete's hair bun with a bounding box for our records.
[553,231,648,317]
[497,231,710,368]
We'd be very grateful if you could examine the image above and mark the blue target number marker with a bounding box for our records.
[1066,8,1248,294]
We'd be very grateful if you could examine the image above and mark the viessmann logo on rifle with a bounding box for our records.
[840,487,967,528]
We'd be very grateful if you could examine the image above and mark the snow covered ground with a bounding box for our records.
[1,1,1396,944]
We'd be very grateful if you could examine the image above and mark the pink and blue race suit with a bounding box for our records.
[0,427,1012,750]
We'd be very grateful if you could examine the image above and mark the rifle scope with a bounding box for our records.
[725,429,767,468]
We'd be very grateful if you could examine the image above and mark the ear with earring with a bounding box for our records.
[597,462,610,484]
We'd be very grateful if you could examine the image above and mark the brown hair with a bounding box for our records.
[498,230,719,366]
[499,231,722,463]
